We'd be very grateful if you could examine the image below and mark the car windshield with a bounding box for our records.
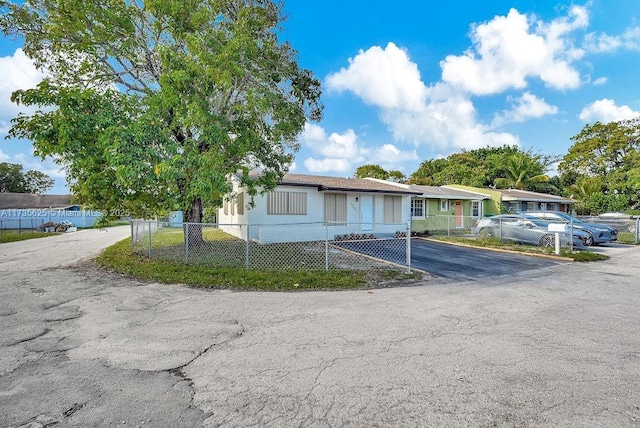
[556,212,583,223]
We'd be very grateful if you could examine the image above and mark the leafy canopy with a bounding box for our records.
[353,164,406,183]
[0,162,54,193]
[559,117,640,209]
[408,146,555,190]
[1,0,322,221]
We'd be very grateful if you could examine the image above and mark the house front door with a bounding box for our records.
[361,195,374,231]
[454,201,463,228]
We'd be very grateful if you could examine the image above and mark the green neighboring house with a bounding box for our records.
[364,180,489,232]
[444,185,576,214]
[408,185,489,233]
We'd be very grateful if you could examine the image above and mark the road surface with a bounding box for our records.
[1,227,639,427]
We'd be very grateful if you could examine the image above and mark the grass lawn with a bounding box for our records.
[98,227,423,290]
[0,230,59,244]
[429,235,610,262]
[616,232,638,245]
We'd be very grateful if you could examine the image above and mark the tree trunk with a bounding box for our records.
[184,197,205,247]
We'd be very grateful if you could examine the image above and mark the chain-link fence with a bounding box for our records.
[471,217,581,249]
[415,215,477,237]
[422,214,640,247]
[578,216,639,243]
[0,219,41,234]
[131,220,412,272]
[420,215,577,248]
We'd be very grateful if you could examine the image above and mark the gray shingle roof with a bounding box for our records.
[279,174,422,195]
[0,193,73,209]
[409,185,489,200]
[497,189,575,203]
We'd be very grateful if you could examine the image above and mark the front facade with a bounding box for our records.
[407,185,489,233]
[363,180,490,233]
[217,173,420,243]
[497,189,576,213]
[443,185,576,214]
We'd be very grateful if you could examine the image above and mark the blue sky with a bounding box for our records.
[1,0,640,194]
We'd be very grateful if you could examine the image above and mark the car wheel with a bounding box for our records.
[584,235,593,246]
[479,228,494,237]
[539,234,554,247]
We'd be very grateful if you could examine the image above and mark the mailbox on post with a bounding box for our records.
[547,223,567,254]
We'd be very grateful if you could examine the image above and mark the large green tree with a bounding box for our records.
[408,146,553,189]
[354,164,389,180]
[23,169,55,193]
[558,117,640,209]
[0,162,25,192]
[1,0,322,232]
[0,162,54,193]
[354,164,406,183]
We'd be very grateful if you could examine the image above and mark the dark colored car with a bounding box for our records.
[517,211,618,245]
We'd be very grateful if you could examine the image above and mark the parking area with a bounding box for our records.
[3,228,640,427]
[334,238,566,280]
[410,238,565,279]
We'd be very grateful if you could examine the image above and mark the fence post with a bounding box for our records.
[636,218,639,244]
[148,221,152,258]
[570,220,574,251]
[325,223,329,272]
[19,218,22,235]
[447,216,450,236]
[406,220,411,274]
[245,224,250,269]
[185,222,190,264]
[130,221,134,252]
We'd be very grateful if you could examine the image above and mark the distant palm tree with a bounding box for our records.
[568,177,603,200]
[494,153,550,190]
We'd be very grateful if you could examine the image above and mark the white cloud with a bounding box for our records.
[0,49,47,134]
[326,42,427,111]
[370,144,419,164]
[491,92,558,127]
[579,99,640,123]
[584,26,640,53]
[298,123,419,174]
[592,77,607,86]
[325,44,521,152]
[440,6,587,95]
[299,124,365,160]
[303,157,351,173]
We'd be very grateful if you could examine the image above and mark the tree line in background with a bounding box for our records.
[0,162,54,194]
[355,117,640,215]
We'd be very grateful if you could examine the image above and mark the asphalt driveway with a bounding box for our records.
[2,228,640,427]
[411,238,565,280]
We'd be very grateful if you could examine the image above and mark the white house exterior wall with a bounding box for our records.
[218,179,412,243]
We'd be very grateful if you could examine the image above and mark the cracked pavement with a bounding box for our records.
[1,227,640,427]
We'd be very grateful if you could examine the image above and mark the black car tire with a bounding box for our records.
[479,228,494,237]
[584,235,594,246]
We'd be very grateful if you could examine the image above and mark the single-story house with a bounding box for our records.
[217,173,421,243]
[0,192,101,228]
[406,185,489,231]
[443,185,576,215]
[364,180,490,232]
